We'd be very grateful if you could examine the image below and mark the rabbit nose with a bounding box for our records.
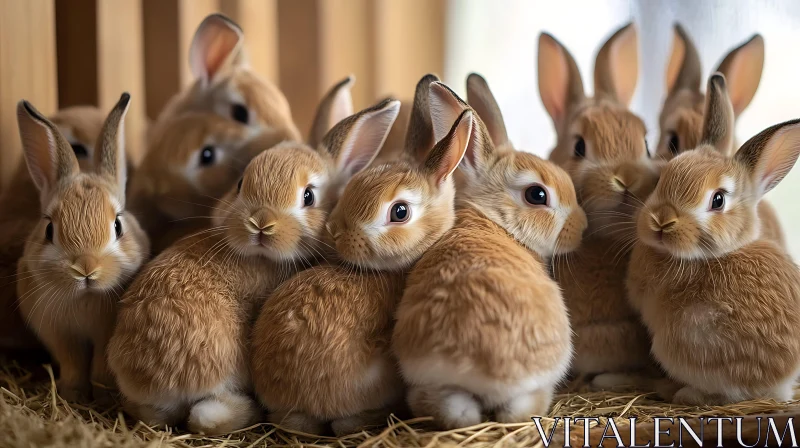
[70,256,101,280]
[326,222,341,240]
[247,209,277,235]
[650,206,679,237]
[611,176,629,192]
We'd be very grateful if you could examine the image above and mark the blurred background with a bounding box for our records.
[1,0,798,257]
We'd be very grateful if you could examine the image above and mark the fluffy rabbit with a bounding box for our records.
[627,75,800,405]
[656,25,783,248]
[538,24,660,385]
[250,74,464,436]
[15,94,149,403]
[0,106,109,353]
[156,14,300,140]
[392,81,585,429]
[108,85,399,435]
[130,13,302,253]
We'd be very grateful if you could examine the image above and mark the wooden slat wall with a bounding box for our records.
[0,0,447,188]
[0,0,58,190]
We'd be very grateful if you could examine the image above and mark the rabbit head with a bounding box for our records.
[17,94,149,294]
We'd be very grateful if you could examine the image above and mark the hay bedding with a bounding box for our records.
[3,358,799,448]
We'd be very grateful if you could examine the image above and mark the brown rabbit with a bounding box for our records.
[15,94,149,403]
[249,74,467,436]
[108,90,399,435]
[538,24,661,386]
[656,25,783,248]
[156,14,300,140]
[0,106,123,354]
[627,77,800,404]
[392,81,585,429]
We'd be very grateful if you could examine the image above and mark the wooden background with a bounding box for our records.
[0,0,446,190]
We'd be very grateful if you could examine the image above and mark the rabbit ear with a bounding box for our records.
[95,93,131,200]
[466,73,509,148]
[308,76,355,148]
[403,74,440,161]
[594,22,639,106]
[700,74,735,156]
[736,119,800,197]
[429,82,494,178]
[189,14,247,86]
[322,99,400,181]
[714,34,764,117]
[665,24,702,95]
[424,110,472,186]
[537,32,585,129]
[17,101,79,196]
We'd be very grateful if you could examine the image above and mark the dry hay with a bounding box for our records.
[2,358,799,448]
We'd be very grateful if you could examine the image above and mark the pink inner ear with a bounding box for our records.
[204,32,239,79]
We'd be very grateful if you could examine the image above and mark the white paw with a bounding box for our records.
[188,398,233,434]
[672,386,708,406]
[440,390,482,429]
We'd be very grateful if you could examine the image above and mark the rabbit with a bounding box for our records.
[537,24,662,386]
[14,94,149,404]
[0,106,110,353]
[154,13,300,141]
[656,25,784,249]
[249,74,465,436]
[626,75,800,406]
[107,84,399,435]
[392,81,586,430]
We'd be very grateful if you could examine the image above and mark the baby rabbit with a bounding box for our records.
[392,81,585,429]
[1,106,108,353]
[538,24,660,385]
[15,94,149,403]
[249,74,464,436]
[657,25,784,248]
[156,13,300,140]
[108,85,399,435]
[627,74,800,405]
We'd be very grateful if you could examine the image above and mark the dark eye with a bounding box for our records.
[115,216,123,238]
[71,143,88,158]
[574,137,586,158]
[390,202,410,223]
[668,132,680,155]
[710,190,725,211]
[231,103,249,124]
[303,188,314,207]
[199,146,216,166]
[45,222,53,242]
[525,185,548,206]
[237,177,244,193]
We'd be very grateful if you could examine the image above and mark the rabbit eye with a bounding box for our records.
[668,132,680,155]
[45,221,53,242]
[71,143,89,158]
[710,190,725,211]
[303,188,315,207]
[237,177,244,194]
[390,202,410,223]
[231,103,249,124]
[115,216,123,238]
[525,185,549,206]
[574,137,586,158]
[199,146,216,166]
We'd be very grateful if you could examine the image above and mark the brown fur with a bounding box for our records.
[109,97,400,435]
[392,81,585,430]
[251,76,468,436]
[628,119,800,405]
[538,26,660,383]
[15,95,149,404]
